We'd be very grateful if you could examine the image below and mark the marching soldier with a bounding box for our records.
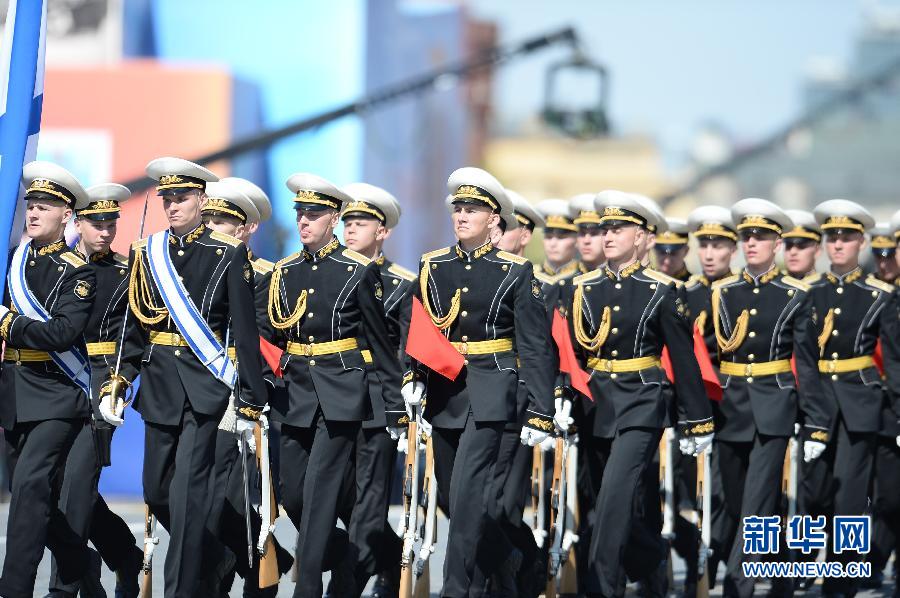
[709,198,829,598]
[337,182,414,597]
[572,193,606,273]
[46,183,144,598]
[497,189,542,255]
[533,198,582,307]
[402,167,557,597]
[653,217,691,282]
[801,200,900,597]
[633,194,666,266]
[570,191,713,598]
[684,205,739,587]
[870,222,899,285]
[104,157,268,598]
[200,178,294,597]
[867,217,900,591]
[0,162,97,598]
[259,173,404,598]
[782,209,822,281]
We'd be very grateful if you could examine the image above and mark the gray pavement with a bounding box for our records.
[0,502,895,597]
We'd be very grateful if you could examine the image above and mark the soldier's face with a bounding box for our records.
[697,238,736,279]
[825,231,865,268]
[497,226,523,253]
[654,246,688,276]
[162,190,204,230]
[74,218,117,253]
[783,239,819,277]
[342,216,386,253]
[739,230,780,268]
[601,224,644,263]
[577,227,604,265]
[203,214,246,240]
[452,204,497,245]
[25,198,71,242]
[542,230,577,265]
[296,208,339,247]
[875,254,899,280]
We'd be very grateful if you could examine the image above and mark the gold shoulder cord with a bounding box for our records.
[817,308,834,357]
[694,310,708,335]
[419,260,460,330]
[572,284,611,352]
[711,287,748,353]
[268,266,307,330]
[128,249,168,325]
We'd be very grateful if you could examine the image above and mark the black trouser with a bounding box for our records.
[0,418,87,598]
[585,427,663,597]
[432,416,504,598]
[347,427,402,595]
[670,446,702,591]
[717,434,788,598]
[576,434,612,595]
[143,404,222,598]
[870,435,900,577]
[280,410,360,598]
[49,421,142,593]
[471,426,536,593]
[799,416,877,594]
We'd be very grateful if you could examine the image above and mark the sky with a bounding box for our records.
[466,0,885,161]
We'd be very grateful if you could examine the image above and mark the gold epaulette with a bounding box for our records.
[573,270,602,285]
[642,268,681,287]
[711,274,740,290]
[342,248,371,265]
[209,230,242,247]
[781,276,810,292]
[132,238,148,250]
[533,270,556,285]
[496,250,529,265]
[684,276,701,289]
[865,275,896,294]
[422,246,451,260]
[59,252,87,268]
[114,252,128,266]
[387,263,416,282]
[252,258,274,276]
[275,251,303,269]
[803,272,822,285]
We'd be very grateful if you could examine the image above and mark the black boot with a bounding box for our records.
[113,546,143,598]
[636,558,669,598]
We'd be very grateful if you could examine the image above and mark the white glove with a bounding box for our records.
[553,398,573,434]
[401,381,425,415]
[692,433,714,456]
[418,417,433,439]
[388,427,407,452]
[520,426,551,447]
[803,440,826,463]
[678,437,696,456]
[98,394,124,427]
[794,423,801,436]
[235,419,256,454]
[895,434,899,448]
[538,435,556,452]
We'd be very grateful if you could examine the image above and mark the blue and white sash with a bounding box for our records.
[8,241,92,396]
[146,230,237,389]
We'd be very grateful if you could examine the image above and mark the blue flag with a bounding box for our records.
[0,0,47,283]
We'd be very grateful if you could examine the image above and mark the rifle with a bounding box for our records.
[398,406,421,598]
[238,428,254,570]
[531,445,547,548]
[140,504,158,598]
[414,432,436,598]
[545,435,566,598]
[255,415,280,588]
[660,428,676,588]
[558,437,580,594]
[696,444,712,598]
[786,435,799,521]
